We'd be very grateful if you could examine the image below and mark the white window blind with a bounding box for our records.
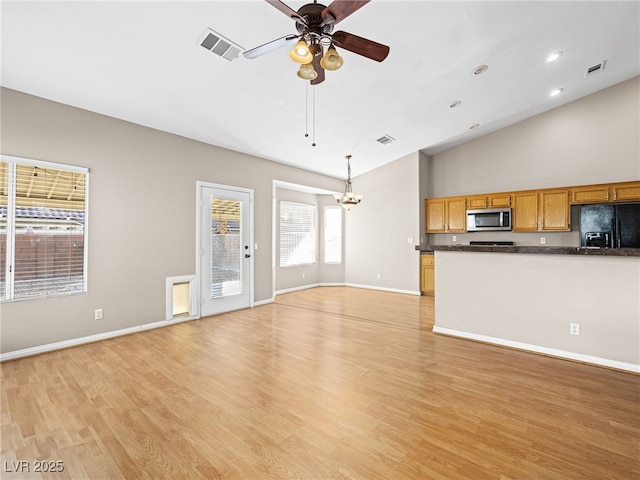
[324,206,342,264]
[1,156,88,301]
[279,201,316,267]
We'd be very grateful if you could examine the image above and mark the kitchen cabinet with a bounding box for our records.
[512,191,539,231]
[513,189,570,232]
[539,189,570,230]
[570,184,611,204]
[570,181,640,204]
[489,193,512,208]
[467,193,512,209]
[426,197,466,233]
[611,181,640,202]
[420,254,435,295]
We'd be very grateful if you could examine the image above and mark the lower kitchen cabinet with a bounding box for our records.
[420,254,435,295]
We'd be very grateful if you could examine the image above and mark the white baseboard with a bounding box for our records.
[0,316,198,362]
[275,283,420,297]
[345,283,421,296]
[253,297,274,307]
[275,282,346,296]
[433,326,640,374]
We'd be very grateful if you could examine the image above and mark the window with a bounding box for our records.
[1,156,88,301]
[279,201,316,267]
[324,206,342,264]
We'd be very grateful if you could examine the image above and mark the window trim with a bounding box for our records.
[1,154,89,302]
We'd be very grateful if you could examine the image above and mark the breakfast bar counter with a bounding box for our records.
[416,244,640,256]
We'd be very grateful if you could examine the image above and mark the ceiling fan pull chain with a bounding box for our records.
[312,86,316,147]
[304,82,309,139]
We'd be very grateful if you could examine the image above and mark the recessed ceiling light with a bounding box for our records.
[469,123,480,130]
[472,65,488,75]
[550,88,564,97]
[546,51,563,63]
[449,100,461,108]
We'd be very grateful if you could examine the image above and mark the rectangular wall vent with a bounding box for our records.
[585,60,606,77]
[376,134,396,145]
[199,29,242,62]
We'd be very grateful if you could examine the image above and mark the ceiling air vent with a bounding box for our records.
[376,134,396,145]
[199,28,242,62]
[585,60,606,77]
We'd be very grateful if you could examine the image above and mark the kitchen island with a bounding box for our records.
[417,245,640,372]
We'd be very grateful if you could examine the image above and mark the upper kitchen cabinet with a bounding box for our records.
[467,193,512,209]
[513,189,570,232]
[539,189,570,231]
[570,184,611,204]
[611,181,640,202]
[426,197,466,233]
[512,191,539,231]
[570,181,640,204]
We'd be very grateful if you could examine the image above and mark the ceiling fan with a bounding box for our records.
[243,0,390,84]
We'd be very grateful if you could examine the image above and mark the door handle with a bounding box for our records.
[244,254,251,258]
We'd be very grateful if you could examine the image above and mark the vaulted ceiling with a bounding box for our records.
[2,1,639,180]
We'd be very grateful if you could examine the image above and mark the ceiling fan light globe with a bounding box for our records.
[289,40,313,64]
[297,63,318,80]
[321,47,344,71]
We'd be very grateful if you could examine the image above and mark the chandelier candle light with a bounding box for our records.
[334,155,363,210]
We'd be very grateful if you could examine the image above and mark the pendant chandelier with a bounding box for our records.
[334,155,363,210]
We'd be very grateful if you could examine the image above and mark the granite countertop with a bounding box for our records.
[416,245,640,257]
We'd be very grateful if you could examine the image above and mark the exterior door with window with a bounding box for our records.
[198,183,253,317]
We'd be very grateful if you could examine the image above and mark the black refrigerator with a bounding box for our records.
[580,203,640,248]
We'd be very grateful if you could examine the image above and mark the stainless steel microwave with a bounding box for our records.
[466,208,512,231]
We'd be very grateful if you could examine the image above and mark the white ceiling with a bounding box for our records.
[2,1,639,180]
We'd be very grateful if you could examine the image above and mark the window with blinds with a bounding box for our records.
[279,201,316,267]
[324,206,342,264]
[1,156,88,301]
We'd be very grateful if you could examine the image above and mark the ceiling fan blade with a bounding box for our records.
[322,0,370,25]
[243,34,298,59]
[331,30,389,62]
[310,45,325,85]
[265,0,307,25]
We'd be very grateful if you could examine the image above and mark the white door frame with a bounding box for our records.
[195,181,254,318]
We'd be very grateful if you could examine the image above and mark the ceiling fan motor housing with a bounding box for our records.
[295,3,334,36]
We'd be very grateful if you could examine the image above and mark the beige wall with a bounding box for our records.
[427,76,640,197]
[1,88,344,353]
[345,151,422,294]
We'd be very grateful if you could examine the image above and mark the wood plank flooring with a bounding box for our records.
[1,287,639,479]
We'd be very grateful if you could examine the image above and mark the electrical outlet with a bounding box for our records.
[540,237,546,244]
[452,235,457,242]
[301,272,305,279]
[95,308,103,320]
[570,323,580,335]
[407,237,414,244]
[376,273,381,280]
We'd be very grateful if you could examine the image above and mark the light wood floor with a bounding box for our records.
[1,287,639,479]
